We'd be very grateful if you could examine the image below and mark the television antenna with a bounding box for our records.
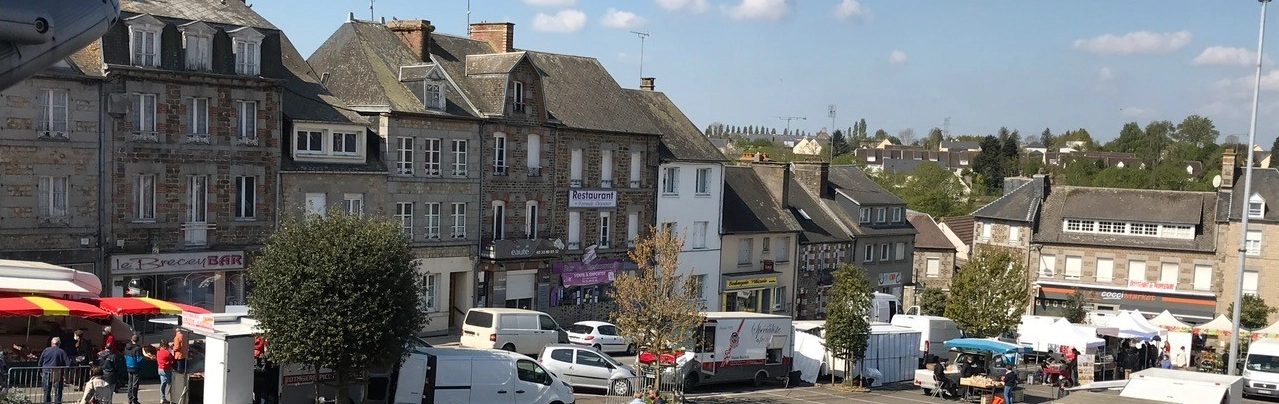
[776,116,807,135]
[631,30,650,79]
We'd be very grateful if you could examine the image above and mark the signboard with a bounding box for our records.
[283,371,336,386]
[561,269,618,287]
[181,311,216,334]
[878,272,902,286]
[567,189,617,208]
[1077,354,1096,386]
[112,251,245,274]
[723,274,779,291]
[1127,280,1176,292]
[553,258,622,274]
[483,238,565,260]
[1038,285,1216,320]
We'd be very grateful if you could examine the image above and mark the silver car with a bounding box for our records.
[539,343,637,396]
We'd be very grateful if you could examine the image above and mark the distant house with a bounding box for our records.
[905,211,959,306]
[792,137,823,156]
[710,138,739,159]
[939,140,981,152]
[856,149,973,174]
[938,215,974,263]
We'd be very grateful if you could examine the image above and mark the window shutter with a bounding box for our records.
[35,91,47,131]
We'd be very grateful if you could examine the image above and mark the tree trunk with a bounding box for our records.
[335,371,349,404]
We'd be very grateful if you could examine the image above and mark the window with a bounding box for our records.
[696,168,712,195]
[926,258,940,278]
[396,202,414,238]
[628,212,640,246]
[38,176,68,218]
[859,208,871,224]
[129,24,160,67]
[1039,255,1056,277]
[1096,258,1114,282]
[515,360,551,386]
[451,202,467,238]
[1160,262,1178,284]
[863,244,874,263]
[451,140,468,176]
[1127,260,1146,282]
[879,244,890,262]
[297,131,324,154]
[422,274,438,312]
[343,193,363,216]
[762,237,771,254]
[237,101,257,139]
[629,151,642,188]
[1062,218,1194,240]
[1247,230,1263,256]
[892,207,902,223]
[305,193,327,216]
[980,223,992,240]
[37,89,68,133]
[189,98,209,135]
[693,221,708,249]
[1250,193,1266,219]
[662,167,680,194]
[493,133,508,175]
[894,242,905,260]
[1193,265,1212,291]
[568,211,582,249]
[423,82,443,110]
[876,207,886,223]
[1064,256,1082,279]
[133,93,156,133]
[1244,270,1260,296]
[693,275,707,300]
[182,28,212,71]
[397,137,414,175]
[526,134,541,171]
[575,350,609,368]
[600,150,613,187]
[234,176,255,219]
[134,175,155,221]
[333,132,358,155]
[570,149,584,187]
[424,138,441,176]
[416,202,438,240]
[230,28,264,75]
[511,81,526,113]
[525,201,539,238]
[492,201,506,240]
[738,239,753,265]
[186,176,209,245]
[778,237,790,261]
[1008,226,1020,243]
[598,212,611,248]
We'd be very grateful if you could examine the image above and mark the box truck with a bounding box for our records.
[890,314,963,367]
[662,312,794,389]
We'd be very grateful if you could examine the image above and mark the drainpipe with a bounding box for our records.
[474,120,485,309]
[1026,243,1042,315]
[97,78,109,296]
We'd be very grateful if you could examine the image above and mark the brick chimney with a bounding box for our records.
[1221,147,1237,190]
[790,161,829,198]
[640,77,655,91]
[386,19,435,62]
[749,161,791,209]
[469,22,515,53]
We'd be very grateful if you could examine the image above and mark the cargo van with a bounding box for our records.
[460,308,569,356]
[889,314,963,367]
[1244,338,1279,398]
[870,293,901,323]
[392,346,576,404]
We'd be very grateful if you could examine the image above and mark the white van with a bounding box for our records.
[889,314,963,366]
[1244,338,1279,398]
[870,293,901,323]
[394,346,576,404]
[460,308,568,356]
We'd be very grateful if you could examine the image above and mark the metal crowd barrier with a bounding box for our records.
[604,366,687,404]
[5,365,93,404]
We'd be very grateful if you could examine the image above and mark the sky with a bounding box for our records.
[251,0,1279,146]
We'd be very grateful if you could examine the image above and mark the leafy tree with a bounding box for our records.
[1000,128,1022,176]
[612,226,705,390]
[900,161,970,217]
[898,128,917,146]
[1064,291,1088,324]
[831,129,851,156]
[918,286,949,317]
[1173,115,1221,163]
[1226,294,1277,330]
[945,250,1029,338]
[1271,135,1279,168]
[874,129,889,140]
[927,127,944,150]
[1104,122,1145,154]
[1040,128,1055,149]
[1091,167,1149,189]
[1023,152,1045,176]
[248,212,426,404]
[832,153,863,167]
[1057,128,1096,151]
[972,135,1006,194]
[825,264,874,382]
[857,118,868,138]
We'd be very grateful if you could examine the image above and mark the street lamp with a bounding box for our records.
[1228,0,1271,377]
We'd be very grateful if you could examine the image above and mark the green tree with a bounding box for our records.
[1173,115,1221,163]
[1053,157,1101,186]
[1104,122,1145,154]
[972,135,1006,194]
[1023,152,1045,176]
[874,129,889,140]
[900,161,969,217]
[927,127,944,150]
[857,118,868,139]
[248,212,426,404]
[1091,167,1148,189]
[1271,135,1279,168]
[1064,291,1088,323]
[831,129,851,156]
[1226,294,1278,330]
[825,264,874,382]
[918,286,949,317]
[945,250,1029,338]
[1040,128,1055,149]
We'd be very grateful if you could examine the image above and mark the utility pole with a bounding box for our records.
[467,0,471,29]
[944,117,951,138]
[370,0,374,22]
[828,105,837,161]
[631,30,650,80]
[776,116,807,137]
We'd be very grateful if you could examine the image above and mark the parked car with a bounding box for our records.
[539,343,637,396]
[566,321,636,355]
[460,308,569,356]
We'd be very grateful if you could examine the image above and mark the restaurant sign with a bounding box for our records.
[1126,280,1176,292]
[484,238,565,260]
[567,189,617,208]
[112,251,246,274]
[723,274,779,291]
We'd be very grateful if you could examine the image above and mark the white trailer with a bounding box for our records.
[675,312,794,389]
[1120,367,1243,404]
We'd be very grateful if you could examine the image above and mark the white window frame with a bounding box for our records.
[738,239,753,265]
[493,132,508,175]
[424,202,441,240]
[527,134,541,171]
[39,176,68,218]
[876,207,886,223]
[863,244,874,263]
[1193,264,1211,291]
[926,258,940,278]
[1244,270,1259,296]
[663,167,680,195]
[134,174,156,221]
[397,137,414,176]
[879,243,890,262]
[1039,255,1056,277]
[1064,255,1082,279]
[627,212,640,246]
[1128,260,1146,282]
[525,201,539,239]
[696,168,712,195]
[894,242,905,261]
[1250,193,1266,219]
[305,193,327,216]
[234,176,256,220]
[1062,218,1195,240]
[492,201,506,240]
[1160,262,1179,285]
[296,130,325,154]
[237,100,257,139]
[693,221,708,249]
[133,93,157,133]
[892,207,902,223]
[980,222,992,240]
[1096,257,1114,282]
[423,82,444,110]
[629,151,642,188]
[1008,226,1020,243]
[423,138,441,176]
[600,150,614,188]
[230,28,264,75]
[511,81,526,113]
[37,89,69,134]
[343,193,364,216]
[568,211,582,249]
[451,139,468,176]
[570,149,584,187]
[451,202,467,239]
[333,132,359,155]
[185,175,210,245]
[762,237,771,254]
[422,274,439,312]
[778,237,790,261]
[598,212,612,248]
[396,202,414,238]
[182,28,212,71]
[859,208,871,224]
[189,98,209,135]
[1247,230,1262,256]
[128,23,161,68]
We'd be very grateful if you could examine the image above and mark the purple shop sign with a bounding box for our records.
[561,269,618,287]
[553,258,623,274]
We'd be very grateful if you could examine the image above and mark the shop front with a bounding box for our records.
[476,238,565,310]
[109,251,247,313]
[1033,281,1217,322]
[876,271,904,299]
[720,270,784,313]
[545,258,633,326]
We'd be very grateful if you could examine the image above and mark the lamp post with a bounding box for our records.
[1228,0,1271,377]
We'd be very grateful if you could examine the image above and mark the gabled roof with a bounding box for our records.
[787,180,851,244]
[627,90,726,162]
[525,51,662,135]
[828,165,904,205]
[280,34,366,125]
[121,0,278,30]
[1036,186,1217,252]
[1219,168,1279,222]
[908,211,956,250]
[722,167,802,234]
[971,175,1044,222]
[466,52,527,75]
[940,216,975,248]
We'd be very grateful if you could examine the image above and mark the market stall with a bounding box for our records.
[1019,319,1106,352]
[1250,320,1279,341]
[1106,312,1159,340]
[0,259,102,296]
[95,296,211,316]
[1149,310,1193,333]
[1194,315,1239,337]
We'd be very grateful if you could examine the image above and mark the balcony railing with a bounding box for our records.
[182,222,216,246]
[130,131,159,142]
[568,241,581,250]
[630,180,641,188]
[492,166,509,176]
[600,179,613,188]
[570,179,583,188]
[527,167,541,177]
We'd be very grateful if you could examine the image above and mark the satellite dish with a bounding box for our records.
[1212,174,1223,188]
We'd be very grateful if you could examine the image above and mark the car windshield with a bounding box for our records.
[1247,353,1279,373]
[568,324,594,334]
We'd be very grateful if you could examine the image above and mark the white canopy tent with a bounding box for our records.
[0,259,102,296]
[1019,319,1106,351]
[1125,310,1162,332]
[1105,311,1159,340]
[1194,314,1240,337]
[1149,310,1193,333]
[1251,321,1279,341]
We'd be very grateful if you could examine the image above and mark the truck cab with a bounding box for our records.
[1244,338,1279,398]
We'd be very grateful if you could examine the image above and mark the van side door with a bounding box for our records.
[538,314,563,348]
[514,358,557,403]
[472,358,517,404]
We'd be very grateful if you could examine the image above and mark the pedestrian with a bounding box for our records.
[1001,363,1018,404]
[1067,348,1079,386]
[155,341,175,404]
[0,347,10,394]
[74,329,95,390]
[647,387,666,404]
[95,346,118,394]
[77,366,112,404]
[39,336,72,404]
[1159,355,1172,369]
[122,335,145,404]
[1174,346,1188,369]
[172,329,187,373]
[627,392,644,404]
[102,327,115,354]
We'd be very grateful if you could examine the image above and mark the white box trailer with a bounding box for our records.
[791,321,920,386]
[675,312,794,388]
[1120,367,1243,404]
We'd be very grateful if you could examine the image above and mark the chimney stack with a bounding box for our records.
[789,161,829,198]
[386,19,435,62]
[469,22,515,53]
[1221,147,1237,190]
[640,77,655,91]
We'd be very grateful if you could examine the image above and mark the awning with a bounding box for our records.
[0,296,110,318]
[95,297,211,316]
[0,259,102,296]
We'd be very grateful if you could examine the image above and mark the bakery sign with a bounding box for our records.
[567,189,617,208]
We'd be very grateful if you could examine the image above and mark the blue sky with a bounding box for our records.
[253,0,1279,145]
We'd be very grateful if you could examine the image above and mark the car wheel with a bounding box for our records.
[922,388,932,395]
[683,372,698,391]
[592,344,602,351]
[752,371,768,387]
[610,379,632,396]
[625,344,636,355]
[502,343,516,352]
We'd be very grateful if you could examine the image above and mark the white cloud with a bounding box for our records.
[601,8,646,29]
[889,50,907,64]
[1213,68,1279,100]
[1120,107,1152,118]
[1099,67,1115,81]
[531,9,587,33]
[723,0,792,21]
[655,0,709,13]
[1094,67,1124,94]
[1072,30,1192,55]
[1193,46,1268,67]
[522,0,577,7]
[834,0,866,20]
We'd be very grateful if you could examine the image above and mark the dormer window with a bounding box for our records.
[1250,193,1266,219]
[511,81,526,113]
[179,22,215,71]
[124,14,164,68]
[398,64,447,111]
[229,27,264,76]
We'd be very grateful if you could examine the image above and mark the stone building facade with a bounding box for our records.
[905,211,958,307]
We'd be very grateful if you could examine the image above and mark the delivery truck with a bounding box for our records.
[662,312,794,389]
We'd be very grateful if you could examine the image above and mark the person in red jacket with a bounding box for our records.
[154,342,174,404]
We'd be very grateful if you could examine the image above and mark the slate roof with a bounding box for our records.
[941,140,981,150]
[940,216,975,248]
[627,90,726,162]
[1035,186,1217,252]
[787,180,850,244]
[280,34,365,124]
[524,51,662,135]
[971,175,1045,222]
[122,0,278,30]
[722,166,802,234]
[1218,168,1279,222]
[882,159,924,174]
[908,211,956,250]
[466,52,525,75]
[1025,141,1046,149]
[829,165,905,205]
